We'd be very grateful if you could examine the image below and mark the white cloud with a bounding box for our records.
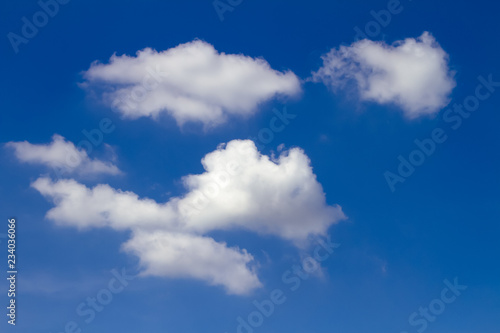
[312,32,456,118]
[82,40,301,127]
[6,134,121,176]
[31,177,173,230]
[123,231,261,295]
[179,140,345,242]
[32,140,345,294]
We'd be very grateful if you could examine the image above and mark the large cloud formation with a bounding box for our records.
[6,134,120,176]
[312,32,456,118]
[82,40,301,127]
[32,140,345,294]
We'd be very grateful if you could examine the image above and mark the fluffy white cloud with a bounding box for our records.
[312,32,456,118]
[179,140,345,242]
[82,40,301,127]
[123,231,261,295]
[31,177,174,230]
[32,140,345,294]
[32,140,345,241]
[6,134,121,176]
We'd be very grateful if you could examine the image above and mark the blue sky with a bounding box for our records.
[1,0,499,332]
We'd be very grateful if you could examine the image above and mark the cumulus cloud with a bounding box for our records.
[179,140,345,242]
[123,231,262,295]
[312,32,456,118]
[82,40,301,127]
[6,134,121,176]
[31,177,173,230]
[32,140,345,294]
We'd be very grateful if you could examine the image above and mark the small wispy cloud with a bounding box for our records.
[312,32,456,118]
[6,134,121,177]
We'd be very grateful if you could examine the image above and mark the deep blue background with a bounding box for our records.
[0,0,499,332]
